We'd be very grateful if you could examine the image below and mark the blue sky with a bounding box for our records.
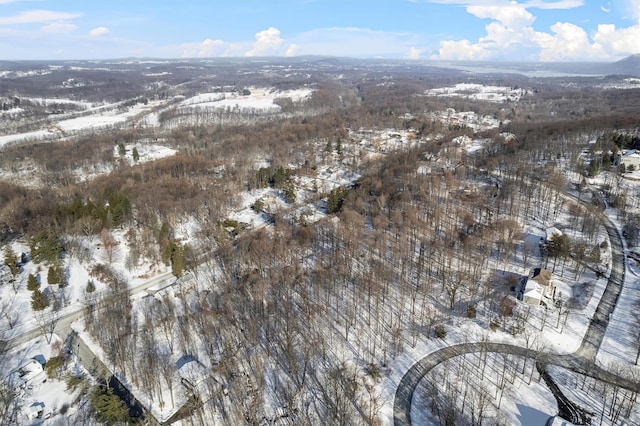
[1,0,639,61]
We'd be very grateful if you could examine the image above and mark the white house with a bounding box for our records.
[518,268,556,307]
[620,150,640,170]
[9,358,45,390]
[545,227,562,243]
[27,402,45,420]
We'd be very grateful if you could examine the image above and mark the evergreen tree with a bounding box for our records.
[283,182,296,203]
[86,280,96,293]
[90,385,130,424]
[27,273,39,291]
[132,147,140,162]
[30,230,62,263]
[252,199,264,213]
[105,191,131,228]
[3,246,19,275]
[166,240,185,277]
[46,264,67,287]
[47,266,59,285]
[326,187,348,213]
[31,288,49,311]
[325,139,333,152]
[172,248,185,278]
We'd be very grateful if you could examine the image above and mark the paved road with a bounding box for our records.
[393,344,640,425]
[575,211,625,360]
[4,271,175,347]
[394,195,631,425]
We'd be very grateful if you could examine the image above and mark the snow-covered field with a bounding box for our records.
[0,100,164,148]
[112,143,178,167]
[425,83,529,103]
[177,87,312,113]
[22,97,95,110]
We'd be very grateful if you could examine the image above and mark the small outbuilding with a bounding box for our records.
[27,402,45,419]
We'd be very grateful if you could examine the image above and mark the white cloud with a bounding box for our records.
[407,46,423,59]
[435,4,538,59]
[285,43,301,57]
[181,38,226,58]
[244,27,284,57]
[467,5,536,28]
[89,26,110,37]
[523,0,584,9]
[0,9,80,25]
[435,1,640,61]
[222,43,245,57]
[533,22,600,60]
[40,22,76,34]
[436,39,492,60]
[0,0,50,3]
[593,23,640,55]
[624,0,640,21]
[198,38,224,57]
[423,0,583,8]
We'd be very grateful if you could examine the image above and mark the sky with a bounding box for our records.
[0,0,639,62]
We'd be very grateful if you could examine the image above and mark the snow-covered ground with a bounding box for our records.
[0,100,166,147]
[4,334,86,424]
[428,108,504,131]
[177,87,312,113]
[112,143,178,167]
[598,77,640,90]
[424,83,529,103]
[22,97,95,110]
[377,167,621,425]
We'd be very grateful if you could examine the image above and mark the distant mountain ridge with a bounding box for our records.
[0,54,638,77]
[605,54,640,76]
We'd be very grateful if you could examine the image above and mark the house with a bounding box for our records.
[177,355,220,405]
[619,150,640,170]
[9,358,46,390]
[177,355,209,393]
[545,227,562,243]
[517,268,557,307]
[27,402,45,419]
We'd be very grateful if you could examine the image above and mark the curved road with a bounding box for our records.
[394,197,630,424]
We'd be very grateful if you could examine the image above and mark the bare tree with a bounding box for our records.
[0,296,20,330]
[34,310,58,344]
[100,228,118,265]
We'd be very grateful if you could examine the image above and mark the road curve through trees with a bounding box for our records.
[394,199,630,425]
